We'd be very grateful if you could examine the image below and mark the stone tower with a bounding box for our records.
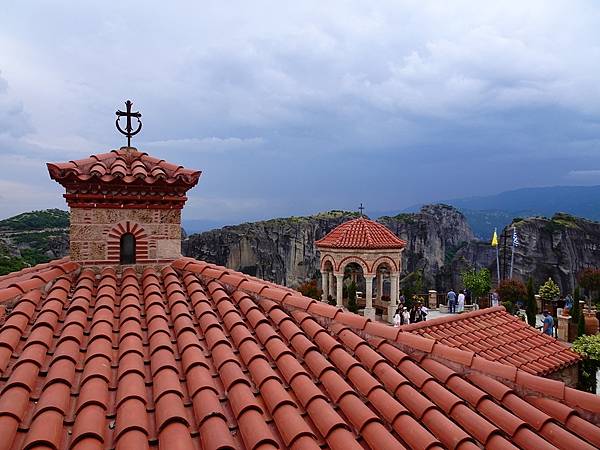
[47,146,200,268]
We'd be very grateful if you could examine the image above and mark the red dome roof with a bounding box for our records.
[316,217,406,249]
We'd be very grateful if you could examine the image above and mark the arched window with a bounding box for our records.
[120,233,136,264]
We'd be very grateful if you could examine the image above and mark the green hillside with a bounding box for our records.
[0,209,69,275]
[0,209,69,231]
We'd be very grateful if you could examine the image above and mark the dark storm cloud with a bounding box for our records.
[1,1,600,222]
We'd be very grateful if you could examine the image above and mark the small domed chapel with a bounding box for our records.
[0,109,598,449]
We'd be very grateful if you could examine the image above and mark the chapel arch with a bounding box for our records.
[107,220,148,264]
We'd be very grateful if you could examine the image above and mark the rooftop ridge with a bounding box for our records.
[400,305,507,331]
[0,258,79,304]
[173,257,599,418]
[47,146,201,188]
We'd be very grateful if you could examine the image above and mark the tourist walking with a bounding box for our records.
[542,310,554,336]
[457,290,465,313]
[447,289,457,313]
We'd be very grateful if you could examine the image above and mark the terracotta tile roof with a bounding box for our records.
[401,306,581,376]
[0,258,599,449]
[0,258,79,305]
[316,217,406,250]
[47,147,201,187]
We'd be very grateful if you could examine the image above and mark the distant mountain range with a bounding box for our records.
[374,185,600,239]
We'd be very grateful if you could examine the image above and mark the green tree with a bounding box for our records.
[461,268,492,303]
[498,279,527,313]
[572,287,586,338]
[538,278,560,302]
[525,277,537,327]
[572,334,600,392]
[347,281,358,313]
[577,268,600,302]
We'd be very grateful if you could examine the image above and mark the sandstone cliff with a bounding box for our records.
[378,204,475,288]
[182,211,360,286]
[448,213,600,293]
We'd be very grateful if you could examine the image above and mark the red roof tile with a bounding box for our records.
[47,147,201,187]
[316,217,406,249]
[406,306,581,375]
[0,258,599,449]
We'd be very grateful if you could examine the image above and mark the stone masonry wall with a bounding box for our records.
[70,208,181,264]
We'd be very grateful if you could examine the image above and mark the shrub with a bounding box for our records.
[498,279,527,307]
[572,287,585,337]
[347,281,358,313]
[525,277,537,327]
[461,268,491,303]
[501,301,515,314]
[577,268,600,300]
[572,334,600,392]
[296,279,321,300]
[538,278,560,301]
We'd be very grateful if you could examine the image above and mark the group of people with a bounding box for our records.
[446,289,467,313]
[393,302,428,327]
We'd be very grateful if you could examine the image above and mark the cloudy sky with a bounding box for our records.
[1,1,600,225]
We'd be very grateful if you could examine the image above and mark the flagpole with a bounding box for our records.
[493,227,501,286]
[509,227,515,278]
[496,245,501,286]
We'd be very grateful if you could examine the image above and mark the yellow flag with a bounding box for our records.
[491,228,498,247]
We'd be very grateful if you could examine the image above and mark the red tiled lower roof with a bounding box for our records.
[0,258,598,449]
[0,258,78,305]
[401,306,581,376]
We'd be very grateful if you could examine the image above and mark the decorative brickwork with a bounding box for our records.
[70,208,181,266]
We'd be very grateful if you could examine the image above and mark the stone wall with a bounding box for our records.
[547,363,579,388]
[70,208,181,265]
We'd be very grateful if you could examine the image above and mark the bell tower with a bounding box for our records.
[47,101,201,268]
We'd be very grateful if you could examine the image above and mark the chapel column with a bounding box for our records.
[321,271,329,302]
[388,272,399,323]
[378,272,384,300]
[364,275,375,320]
[328,272,334,298]
[335,274,344,308]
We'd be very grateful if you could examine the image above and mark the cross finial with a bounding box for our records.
[115,100,142,147]
[358,203,365,217]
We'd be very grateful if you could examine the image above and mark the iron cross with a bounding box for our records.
[115,100,142,147]
[359,203,365,216]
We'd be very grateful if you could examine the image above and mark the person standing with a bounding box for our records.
[542,310,554,336]
[447,289,457,313]
[402,307,410,325]
[393,307,402,327]
[491,290,499,307]
[399,292,406,306]
[457,290,465,313]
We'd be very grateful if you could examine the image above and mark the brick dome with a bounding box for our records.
[316,217,406,249]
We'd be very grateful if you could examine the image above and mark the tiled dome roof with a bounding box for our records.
[316,217,406,249]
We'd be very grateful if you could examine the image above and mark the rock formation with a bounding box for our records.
[183,204,475,289]
[5,207,600,294]
[182,211,360,286]
[451,213,600,293]
[378,204,475,288]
